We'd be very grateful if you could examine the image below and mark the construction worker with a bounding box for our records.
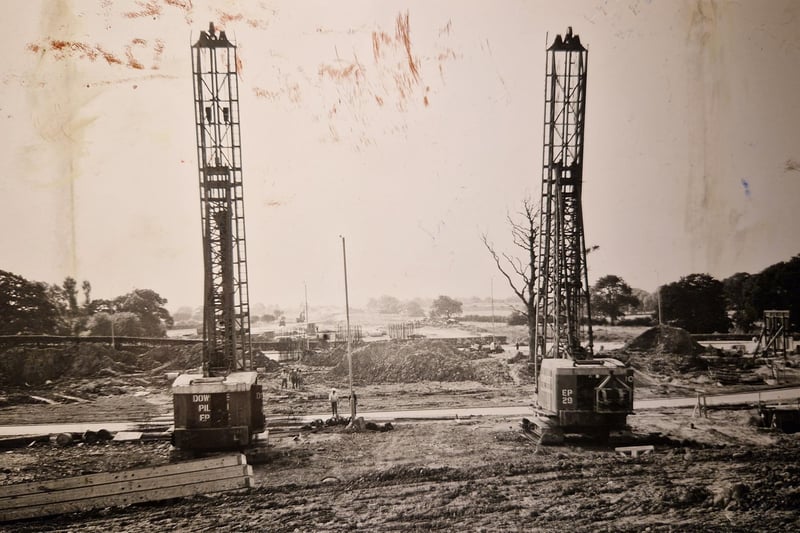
[329,388,339,418]
[280,368,288,389]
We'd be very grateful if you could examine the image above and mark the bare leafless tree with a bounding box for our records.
[481,198,539,349]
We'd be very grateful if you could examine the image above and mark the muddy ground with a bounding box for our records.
[1,327,800,532]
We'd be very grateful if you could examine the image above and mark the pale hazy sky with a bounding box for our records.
[2,0,799,311]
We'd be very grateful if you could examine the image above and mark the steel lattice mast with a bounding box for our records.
[192,23,252,376]
[533,27,593,363]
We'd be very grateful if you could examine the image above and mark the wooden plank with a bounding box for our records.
[0,464,252,510]
[28,395,58,405]
[52,393,89,403]
[0,472,252,522]
[112,431,143,441]
[0,454,245,498]
[0,435,50,449]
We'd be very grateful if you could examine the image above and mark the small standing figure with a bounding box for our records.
[290,368,297,389]
[295,369,303,390]
[329,388,339,418]
[515,342,520,353]
[280,368,288,389]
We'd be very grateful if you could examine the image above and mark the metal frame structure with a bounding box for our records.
[192,23,252,375]
[757,310,791,359]
[533,27,593,362]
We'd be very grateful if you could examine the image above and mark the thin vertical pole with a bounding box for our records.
[304,282,310,351]
[491,278,496,343]
[341,236,356,420]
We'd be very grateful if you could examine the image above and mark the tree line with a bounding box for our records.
[588,256,799,333]
[0,270,173,337]
[483,199,798,335]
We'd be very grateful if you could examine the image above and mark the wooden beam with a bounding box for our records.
[0,454,252,523]
[0,453,245,498]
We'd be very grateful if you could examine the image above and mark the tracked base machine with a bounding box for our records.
[171,23,265,452]
[525,28,635,444]
[526,358,633,444]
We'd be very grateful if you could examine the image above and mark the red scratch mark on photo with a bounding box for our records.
[34,40,123,66]
[125,40,147,69]
[151,39,165,70]
[254,87,279,100]
[124,0,162,19]
[236,54,244,78]
[217,10,268,30]
[164,0,192,11]
[371,31,392,62]
[253,80,301,104]
[396,11,419,82]
[319,62,365,84]
[218,11,243,25]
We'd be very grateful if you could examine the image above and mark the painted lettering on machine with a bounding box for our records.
[193,393,212,423]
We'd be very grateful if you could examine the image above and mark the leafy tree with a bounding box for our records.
[632,288,657,313]
[62,277,78,315]
[86,298,116,315]
[744,254,800,330]
[722,272,755,332]
[87,311,144,337]
[430,295,463,318]
[81,280,92,306]
[403,300,426,317]
[660,273,730,334]
[367,295,403,314]
[172,306,195,323]
[591,275,640,325]
[0,270,68,334]
[113,289,173,337]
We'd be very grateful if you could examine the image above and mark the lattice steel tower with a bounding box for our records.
[192,23,252,375]
[533,28,593,362]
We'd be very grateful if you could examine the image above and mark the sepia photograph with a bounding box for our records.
[1,1,799,531]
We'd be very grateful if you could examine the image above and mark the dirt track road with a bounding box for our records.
[2,386,799,437]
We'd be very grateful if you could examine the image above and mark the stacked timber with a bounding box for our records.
[0,453,252,522]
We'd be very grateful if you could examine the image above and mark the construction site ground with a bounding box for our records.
[2,324,800,532]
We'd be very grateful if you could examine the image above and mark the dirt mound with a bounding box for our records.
[307,344,347,367]
[253,352,282,373]
[329,340,486,384]
[626,352,709,378]
[138,344,203,372]
[0,344,142,386]
[623,326,705,355]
